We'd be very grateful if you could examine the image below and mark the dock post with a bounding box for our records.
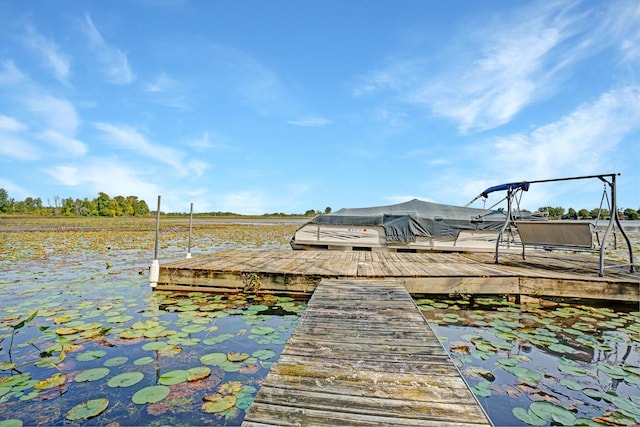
[186,202,193,259]
[149,195,161,288]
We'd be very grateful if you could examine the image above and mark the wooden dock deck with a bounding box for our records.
[242,279,491,426]
[156,250,639,301]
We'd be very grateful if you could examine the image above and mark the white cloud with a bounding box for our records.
[146,73,175,93]
[82,15,134,85]
[47,158,160,202]
[0,115,26,132]
[0,115,39,160]
[0,60,27,85]
[24,25,71,83]
[354,1,640,134]
[184,131,230,151]
[186,159,210,177]
[491,86,640,180]
[38,130,87,157]
[0,135,39,160]
[25,94,80,136]
[288,117,331,127]
[0,178,29,200]
[93,122,209,176]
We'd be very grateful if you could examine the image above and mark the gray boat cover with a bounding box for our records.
[309,199,507,242]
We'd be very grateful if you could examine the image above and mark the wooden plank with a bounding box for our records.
[242,279,491,426]
[157,249,639,300]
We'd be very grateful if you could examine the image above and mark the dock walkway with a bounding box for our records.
[242,279,491,426]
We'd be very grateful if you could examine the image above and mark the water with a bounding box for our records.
[1,221,639,426]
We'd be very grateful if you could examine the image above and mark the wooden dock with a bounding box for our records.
[242,279,491,426]
[156,250,639,301]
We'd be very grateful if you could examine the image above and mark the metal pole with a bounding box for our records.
[150,195,161,288]
[187,202,193,259]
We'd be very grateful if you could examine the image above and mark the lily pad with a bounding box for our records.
[132,385,170,404]
[66,398,109,421]
[512,407,546,426]
[529,401,577,425]
[158,370,189,385]
[107,372,144,388]
[187,366,212,381]
[227,352,249,362]
[201,394,236,413]
[76,350,107,362]
[252,349,276,360]
[142,341,168,351]
[250,326,275,335]
[133,356,154,366]
[75,368,110,382]
[34,374,66,390]
[104,356,128,367]
[200,352,228,366]
[202,333,234,345]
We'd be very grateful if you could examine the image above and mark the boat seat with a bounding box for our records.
[515,221,595,259]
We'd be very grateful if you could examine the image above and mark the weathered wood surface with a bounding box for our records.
[242,280,491,426]
[156,250,639,301]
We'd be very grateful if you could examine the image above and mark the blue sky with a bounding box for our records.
[1,0,638,214]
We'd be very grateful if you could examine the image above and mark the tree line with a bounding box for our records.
[1,187,638,219]
[0,189,150,217]
[537,206,639,220]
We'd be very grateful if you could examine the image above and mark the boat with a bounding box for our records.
[290,198,514,253]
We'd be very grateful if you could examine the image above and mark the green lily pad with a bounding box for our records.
[142,341,168,351]
[75,368,110,382]
[132,385,170,404]
[529,401,577,425]
[66,398,109,421]
[250,326,275,335]
[252,349,276,360]
[0,420,23,427]
[200,352,228,366]
[558,364,589,377]
[512,407,546,426]
[158,370,189,385]
[76,350,107,362]
[559,378,584,391]
[133,356,155,366]
[107,372,144,388]
[105,314,134,323]
[598,364,627,379]
[203,333,234,345]
[119,329,143,339]
[104,356,128,367]
[471,380,492,397]
[181,324,206,334]
[548,343,578,354]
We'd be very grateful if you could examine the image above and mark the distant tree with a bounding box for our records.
[0,188,9,213]
[324,206,332,214]
[564,208,577,220]
[590,208,610,220]
[623,208,639,220]
[95,192,111,216]
[131,197,149,216]
[61,197,76,216]
[304,209,317,216]
[578,209,591,219]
